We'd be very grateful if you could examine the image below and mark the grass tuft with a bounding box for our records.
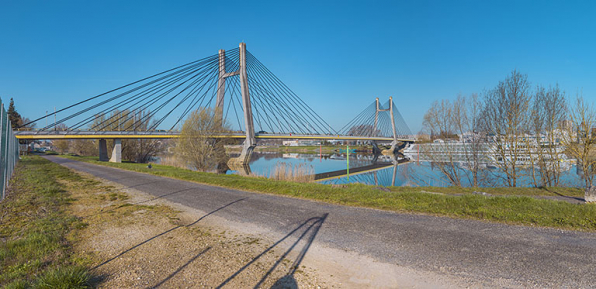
[35,266,91,289]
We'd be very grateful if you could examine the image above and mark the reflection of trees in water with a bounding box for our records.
[243,152,282,162]
[403,160,582,188]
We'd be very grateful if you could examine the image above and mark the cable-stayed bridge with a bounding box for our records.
[15,43,413,164]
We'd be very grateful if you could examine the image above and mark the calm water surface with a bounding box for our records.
[228,152,585,188]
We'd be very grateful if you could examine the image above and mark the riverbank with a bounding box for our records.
[1,156,327,287]
[59,154,596,231]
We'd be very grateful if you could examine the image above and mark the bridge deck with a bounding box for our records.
[15,131,414,142]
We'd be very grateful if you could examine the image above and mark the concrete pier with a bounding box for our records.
[99,139,108,161]
[109,139,122,163]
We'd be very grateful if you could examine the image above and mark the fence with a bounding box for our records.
[0,98,19,200]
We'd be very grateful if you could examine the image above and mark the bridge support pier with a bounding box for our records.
[99,139,108,161]
[227,141,255,169]
[109,139,122,163]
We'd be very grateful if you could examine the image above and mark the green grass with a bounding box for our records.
[60,155,596,231]
[386,185,585,198]
[0,156,94,288]
[35,266,92,289]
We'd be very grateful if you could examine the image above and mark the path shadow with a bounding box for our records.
[541,187,585,203]
[92,197,246,271]
[150,247,212,288]
[125,180,162,189]
[216,213,328,289]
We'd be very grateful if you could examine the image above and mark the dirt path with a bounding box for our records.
[49,156,596,288]
[95,176,468,289]
[68,171,333,288]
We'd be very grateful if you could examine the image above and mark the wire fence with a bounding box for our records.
[0,97,19,200]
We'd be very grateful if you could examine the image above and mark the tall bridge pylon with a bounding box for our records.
[340,96,412,150]
[216,43,256,166]
[375,96,406,152]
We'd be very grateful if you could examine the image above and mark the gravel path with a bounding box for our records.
[46,156,596,288]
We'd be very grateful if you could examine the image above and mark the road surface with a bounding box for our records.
[46,156,596,288]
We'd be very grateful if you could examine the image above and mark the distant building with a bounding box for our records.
[282,140,321,146]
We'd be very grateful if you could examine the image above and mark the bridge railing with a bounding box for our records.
[0,98,19,201]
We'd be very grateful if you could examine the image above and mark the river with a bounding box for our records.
[227,152,585,188]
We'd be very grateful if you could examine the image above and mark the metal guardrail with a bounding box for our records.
[0,98,19,200]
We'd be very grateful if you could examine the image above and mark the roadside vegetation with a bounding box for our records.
[2,155,325,287]
[174,107,233,172]
[269,162,315,183]
[0,156,94,288]
[60,155,596,231]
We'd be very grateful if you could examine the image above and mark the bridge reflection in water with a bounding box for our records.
[226,152,414,186]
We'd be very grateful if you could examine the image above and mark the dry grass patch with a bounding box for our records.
[63,164,327,288]
[269,162,315,183]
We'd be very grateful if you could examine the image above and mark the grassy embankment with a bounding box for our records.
[0,156,94,288]
[1,155,187,288]
[60,154,596,231]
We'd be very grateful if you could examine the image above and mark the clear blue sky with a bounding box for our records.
[1,0,595,133]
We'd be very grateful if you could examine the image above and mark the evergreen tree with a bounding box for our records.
[7,98,22,129]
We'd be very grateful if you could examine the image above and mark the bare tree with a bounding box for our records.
[174,107,233,172]
[52,124,70,154]
[481,70,533,187]
[347,124,381,137]
[421,98,466,186]
[421,94,488,187]
[17,117,36,131]
[561,96,596,190]
[90,109,163,162]
[54,140,69,154]
[423,99,456,140]
[422,99,456,185]
[464,93,488,186]
[120,110,164,163]
[531,85,568,187]
[70,139,97,156]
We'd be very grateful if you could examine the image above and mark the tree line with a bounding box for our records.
[7,93,233,171]
[50,107,233,172]
[422,70,596,189]
[52,109,164,163]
